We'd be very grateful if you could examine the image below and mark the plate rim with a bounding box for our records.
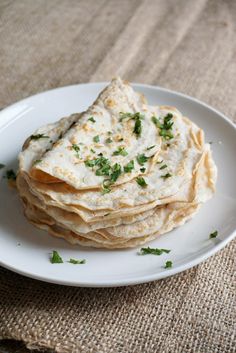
[0,82,235,287]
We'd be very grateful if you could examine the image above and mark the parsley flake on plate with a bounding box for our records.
[139,247,171,255]
[5,169,16,180]
[106,137,113,143]
[140,167,146,173]
[30,134,49,140]
[209,230,218,238]
[68,258,86,264]
[136,177,148,188]
[50,250,63,264]
[164,260,173,269]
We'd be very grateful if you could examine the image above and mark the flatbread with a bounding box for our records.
[16,77,217,248]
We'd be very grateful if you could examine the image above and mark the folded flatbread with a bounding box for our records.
[17,77,217,248]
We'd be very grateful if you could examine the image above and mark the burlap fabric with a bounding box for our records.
[0,1,235,352]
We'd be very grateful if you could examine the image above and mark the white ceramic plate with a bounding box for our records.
[0,83,235,287]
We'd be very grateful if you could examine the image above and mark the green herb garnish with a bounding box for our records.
[124,160,134,173]
[152,113,174,140]
[33,159,42,165]
[0,163,5,169]
[5,169,16,180]
[136,154,149,166]
[88,116,96,123]
[72,144,80,153]
[136,177,148,188]
[102,179,112,194]
[90,148,96,153]
[140,167,146,173]
[30,134,49,140]
[113,147,128,156]
[93,135,100,143]
[84,159,96,167]
[118,138,124,142]
[147,145,155,150]
[164,260,173,269]
[50,250,63,264]
[140,247,171,255]
[157,160,164,164]
[68,258,86,264]
[119,112,133,121]
[133,114,143,138]
[161,173,172,180]
[119,112,144,138]
[110,163,122,183]
[159,164,168,170]
[209,230,218,239]
[106,137,113,143]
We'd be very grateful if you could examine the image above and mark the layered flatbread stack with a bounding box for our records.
[16,77,217,248]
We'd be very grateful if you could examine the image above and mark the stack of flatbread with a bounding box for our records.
[16,77,217,248]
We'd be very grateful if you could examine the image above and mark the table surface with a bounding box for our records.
[0,1,235,352]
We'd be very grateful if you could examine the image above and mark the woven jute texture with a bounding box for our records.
[0,1,235,352]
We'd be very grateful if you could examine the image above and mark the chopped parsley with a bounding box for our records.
[102,179,112,194]
[161,173,172,180]
[113,147,128,156]
[164,260,173,269]
[110,163,122,183]
[140,167,146,173]
[139,247,171,255]
[136,154,149,166]
[119,112,133,121]
[159,164,168,170]
[209,230,218,239]
[96,160,111,176]
[152,113,174,140]
[0,163,5,169]
[93,135,100,143]
[147,145,155,150]
[133,113,143,138]
[84,159,97,167]
[157,160,164,164]
[118,138,124,142]
[33,159,42,165]
[72,144,80,153]
[107,131,112,135]
[68,258,86,264]
[124,160,134,173]
[50,250,63,264]
[88,116,96,123]
[90,148,96,153]
[106,137,113,143]
[30,134,49,140]
[136,177,148,188]
[71,144,80,158]
[5,169,16,180]
[119,112,144,138]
